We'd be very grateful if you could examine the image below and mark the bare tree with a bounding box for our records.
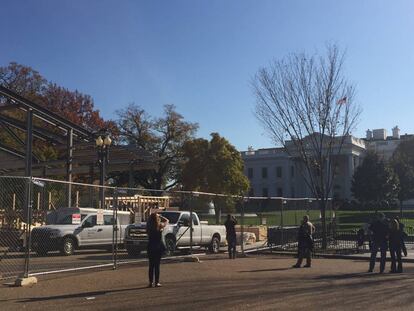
[252,45,361,248]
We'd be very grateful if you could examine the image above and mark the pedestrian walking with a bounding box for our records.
[368,213,389,273]
[389,218,404,273]
[224,214,237,259]
[146,213,169,287]
[292,215,315,268]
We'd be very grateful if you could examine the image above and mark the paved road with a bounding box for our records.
[2,254,414,311]
[0,246,216,280]
[1,241,268,280]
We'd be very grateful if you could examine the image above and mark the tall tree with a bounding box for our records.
[391,138,414,216]
[117,103,198,190]
[0,62,117,161]
[181,133,250,223]
[0,62,46,102]
[352,151,399,210]
[252,45,361,248]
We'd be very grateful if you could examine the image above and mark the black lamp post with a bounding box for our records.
[96,133,112,209]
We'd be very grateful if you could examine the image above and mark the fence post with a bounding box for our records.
[189,192,195,255]
[23,178,33,278]
[280,199,285,246]
[112,188,119,270]
[241,197,245,256]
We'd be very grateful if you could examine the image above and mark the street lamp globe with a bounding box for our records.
[104,135,112,146]
[95,136,104,147]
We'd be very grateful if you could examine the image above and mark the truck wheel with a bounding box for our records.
[209,236,220,254]
[126,246,141,258]
[164,236,176,256]
[60,237,75,256]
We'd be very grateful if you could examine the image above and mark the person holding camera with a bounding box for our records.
[146,213,169,287]
[224,214,238,259]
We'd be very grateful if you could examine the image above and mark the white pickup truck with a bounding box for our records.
[124,211,227,257]
[30,207,131,256]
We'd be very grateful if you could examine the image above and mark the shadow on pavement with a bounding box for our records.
[17,286,149,303]
[238,267,292,273]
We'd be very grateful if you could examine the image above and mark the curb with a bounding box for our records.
[246,249,414,263]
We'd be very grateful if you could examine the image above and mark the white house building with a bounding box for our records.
[241,126,412,200]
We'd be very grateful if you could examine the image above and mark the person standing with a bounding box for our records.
[368,213,389,273]
[224,214,237,259]
[146,213,169,287]
[395,216,408,257]
[389,218,404,273]
[293,215,315,268]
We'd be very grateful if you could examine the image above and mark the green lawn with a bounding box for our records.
[199,209,414,231]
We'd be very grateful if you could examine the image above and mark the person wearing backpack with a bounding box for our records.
[292,215,315,268]
[368,213,389,273]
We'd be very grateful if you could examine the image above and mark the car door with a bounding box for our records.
[191,214,202,245]
[103,215,116,245]
[176,213,191,246]
[78,215,98,246]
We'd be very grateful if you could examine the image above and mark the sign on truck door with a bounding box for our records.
[78,215,107,246]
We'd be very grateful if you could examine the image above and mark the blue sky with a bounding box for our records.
[1,0,414,150]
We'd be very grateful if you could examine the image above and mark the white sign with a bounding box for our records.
[72,213,81,225]
[97,209,104,225]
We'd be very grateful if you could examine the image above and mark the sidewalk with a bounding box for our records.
[2,254,414,311]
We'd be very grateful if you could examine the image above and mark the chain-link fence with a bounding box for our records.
[0,176,27,280]
[1,175,412,281]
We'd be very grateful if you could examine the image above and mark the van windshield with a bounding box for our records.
[46,212,87,225]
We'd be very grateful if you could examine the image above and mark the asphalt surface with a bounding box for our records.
[2,254,414,311]
[0,243,258,280]
[0,248,134,279]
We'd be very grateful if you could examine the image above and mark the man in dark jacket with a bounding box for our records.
[368,213,389,273]
[293,215,315,268]
[225,214,237,259]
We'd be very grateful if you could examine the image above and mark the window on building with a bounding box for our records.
[249,188,255,197]
[277,187,283,197]
[262,188,268,197]
[248,168,253,179]
[276,167,282,178]
[290,166,294,178]
[262,167,268,179]
[291,187,295,198]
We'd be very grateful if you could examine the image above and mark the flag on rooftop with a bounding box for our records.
[337,96,347,105]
